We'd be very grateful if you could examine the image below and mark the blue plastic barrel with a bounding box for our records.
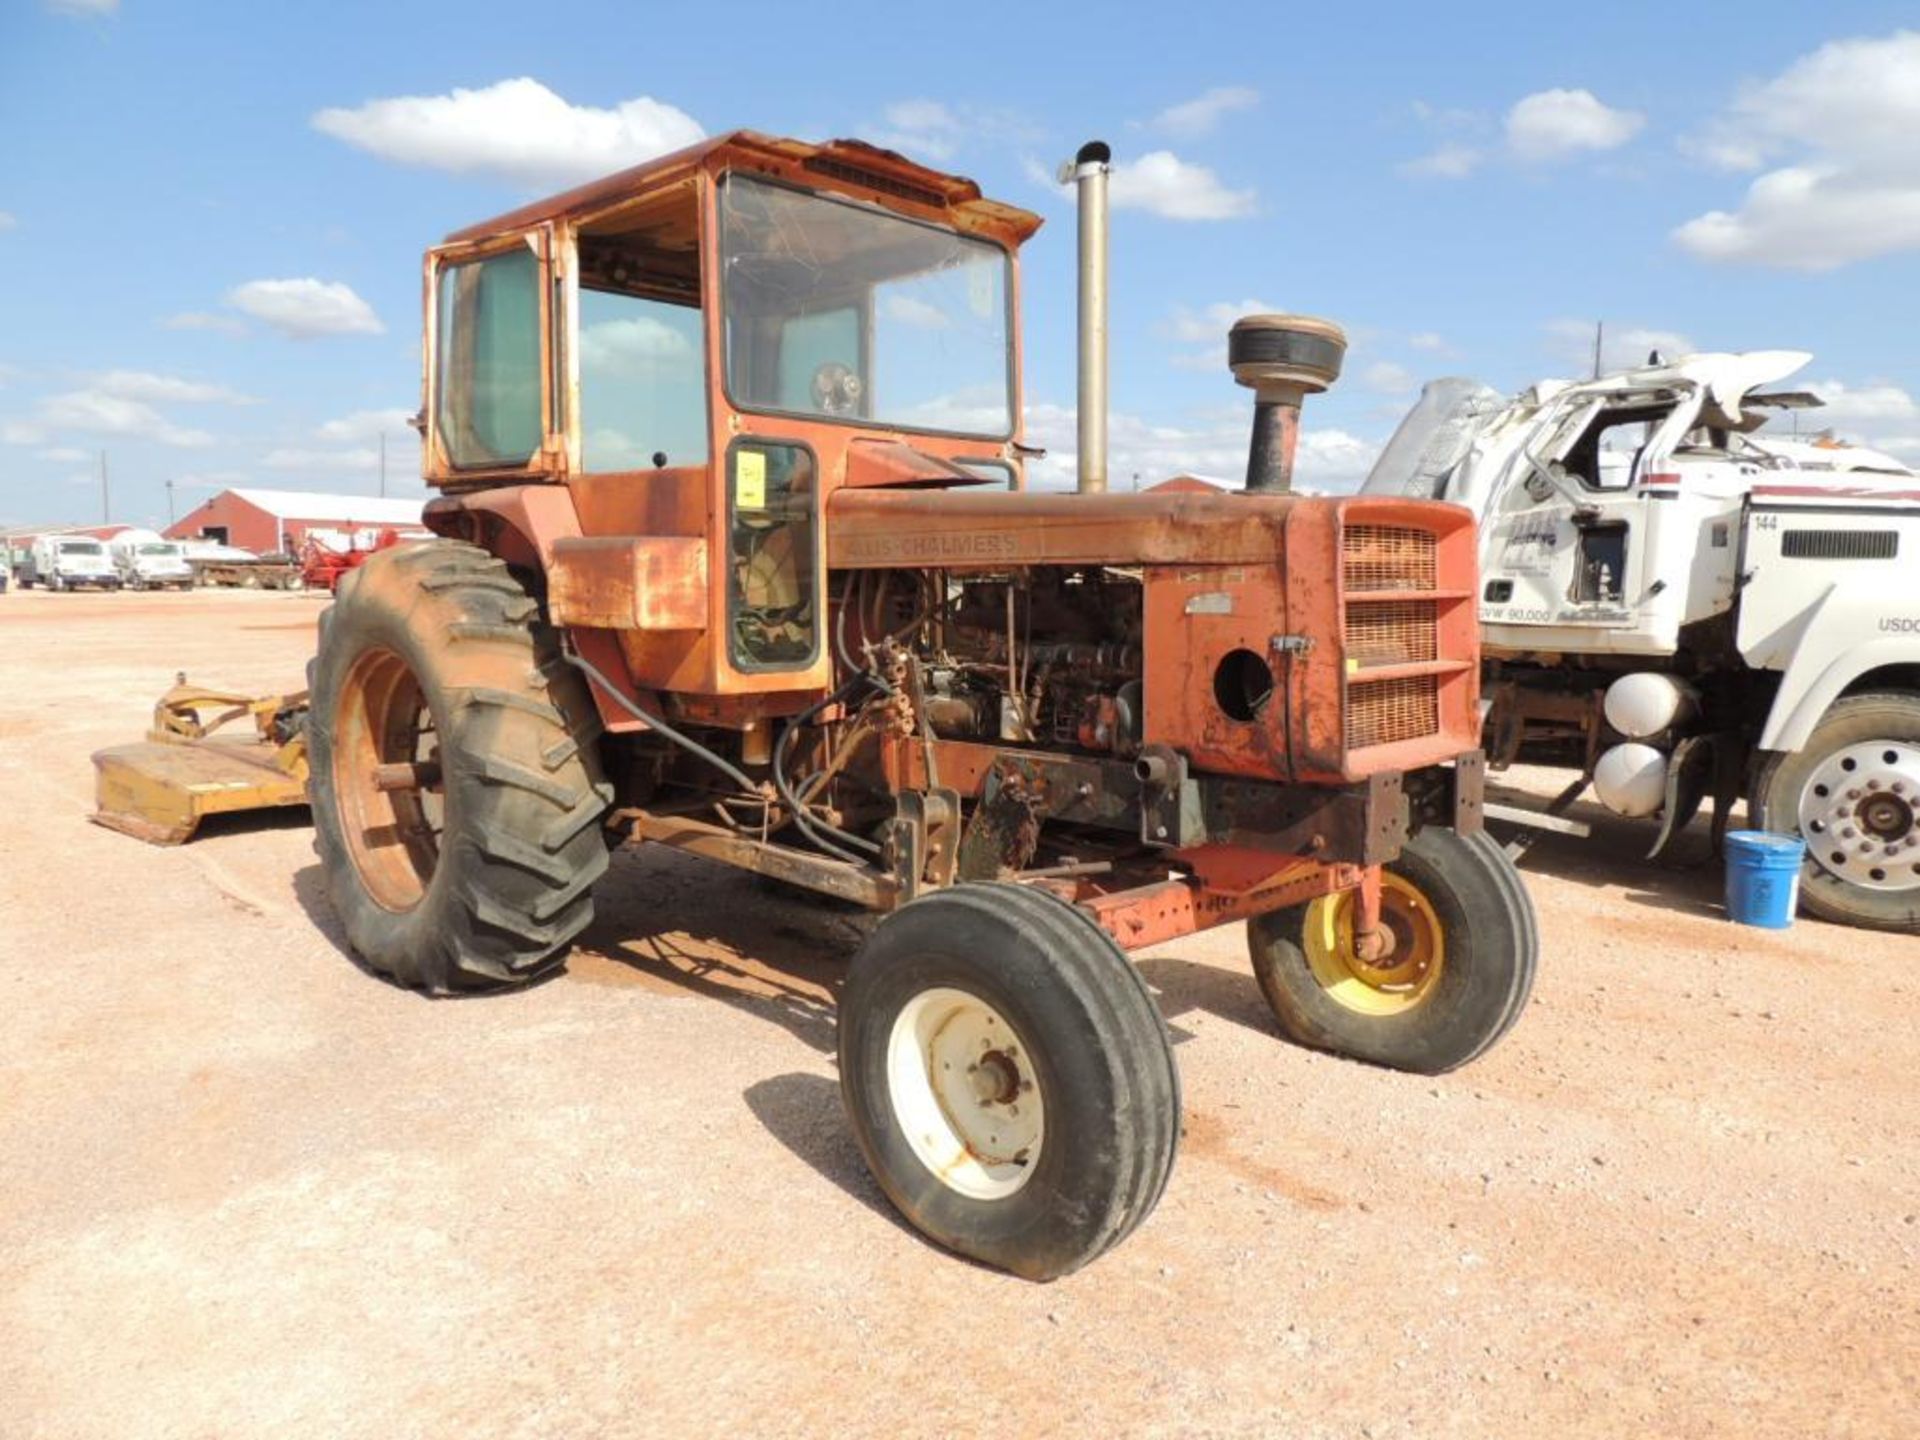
[1724,830,1806,929]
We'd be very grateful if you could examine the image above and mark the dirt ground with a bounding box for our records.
[0,587,1914,1439]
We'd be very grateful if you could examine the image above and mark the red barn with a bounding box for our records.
[165,488,426,555]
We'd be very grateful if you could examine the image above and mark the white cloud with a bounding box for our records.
[37,446,89,462]
[226,278,383,338]
[0,211,16,231]
[2,421,46,445]
[871,100,1039,163]
[89,370,255,405]
[313,78,703,190]
[1021,401,1379,494]
[1545,319,1694,373]
[264,446,381,472]
[1674,32,1920,269]
[1146,87,1259,140]
[1399,145,1482,180]
[1400,88,1639,178]
[163,310,248,336]
[881,294,951,330]
[578,315,693,376]
[1362,361,1418,395]
[47,0,117,15]
[35,390,213,447]
[1408,331,1450,353]
[1674,167,1920,270]
[1108,151,1256,220]
[1163,298,1277,371]
[1802,380,1917,423]
[316,407,415,442]
[873,100,962,161]
[1506,89,1644,161]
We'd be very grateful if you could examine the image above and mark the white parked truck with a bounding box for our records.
[108,529,194,590]
[1364,350,1920,932]
[25,534,120,591]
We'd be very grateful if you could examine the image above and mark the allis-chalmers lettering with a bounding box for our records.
[843,530,1028,562]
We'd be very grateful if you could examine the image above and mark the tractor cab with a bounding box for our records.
[420,132,1041,696]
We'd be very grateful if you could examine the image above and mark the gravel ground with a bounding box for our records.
[1,588,1915,1439]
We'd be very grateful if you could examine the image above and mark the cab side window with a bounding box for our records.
[436,248,542,469]
[577,288,708,471]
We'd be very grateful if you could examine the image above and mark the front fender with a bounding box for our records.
[1759,628,1920,751]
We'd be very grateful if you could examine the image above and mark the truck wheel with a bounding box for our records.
[1752,692,1920,932]
[838,883,1180,1281]
[1247,827,1537,1074]
[307,539,612,993]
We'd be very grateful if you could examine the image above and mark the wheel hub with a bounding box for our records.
[1798,741,1920,892]
[886,988,1043,1200]
[1304,876,1445,1017]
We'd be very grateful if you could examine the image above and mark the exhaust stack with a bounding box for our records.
[1070,141,1111,494]
[1228,314,1347,493]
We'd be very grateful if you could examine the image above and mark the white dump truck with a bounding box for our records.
[25,533,121,591]
[108,529,195,590]
[1364,350,1920,932]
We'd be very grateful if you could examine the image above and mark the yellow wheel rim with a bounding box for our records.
[1302,872,1445,1016]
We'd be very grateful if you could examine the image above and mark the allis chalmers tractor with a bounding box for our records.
[114,133,1539,1279]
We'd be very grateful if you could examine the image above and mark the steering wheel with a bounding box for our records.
[810,361,864,417]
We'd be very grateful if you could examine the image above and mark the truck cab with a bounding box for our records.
[110,531,195,590]
[1367,351,1920,931]
[30,535,120,591]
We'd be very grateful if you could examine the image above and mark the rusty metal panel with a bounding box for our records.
[1141,560,1291,782]
[548,536,708,631]
[828,487,1300,568]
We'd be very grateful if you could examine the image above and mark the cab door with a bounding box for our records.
[423,225,564,486]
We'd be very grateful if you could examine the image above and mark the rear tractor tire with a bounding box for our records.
[838,883,1181,1281]
[1751,691,1920,932]
[307,539,612,993]
[1248,827,1536,1075]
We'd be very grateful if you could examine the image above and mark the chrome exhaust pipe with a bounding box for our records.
[1070,141,1111,494]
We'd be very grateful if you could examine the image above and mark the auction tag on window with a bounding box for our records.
[735,450,767,510]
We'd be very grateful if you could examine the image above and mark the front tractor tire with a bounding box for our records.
[838,884,1181,1282]
[1248,828,1537,1075]
[1751,691,1920,933]
[308,540,611,993]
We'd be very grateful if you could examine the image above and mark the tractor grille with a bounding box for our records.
[1343,525,1437,593]
[1342,523,1444,753]
[1346,599,1437,667]
[1347,673,1441,750]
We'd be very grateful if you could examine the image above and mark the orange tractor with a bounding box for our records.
[201,133,1535,1278]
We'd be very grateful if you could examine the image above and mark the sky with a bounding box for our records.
[3,0,1920,529]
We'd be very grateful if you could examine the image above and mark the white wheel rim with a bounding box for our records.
[1798,740,1920,892]
[885,986,1043,1201]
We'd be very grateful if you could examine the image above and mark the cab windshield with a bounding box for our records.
[138,543,181,556]
[59,541,104,555]
[718,175,1012,439]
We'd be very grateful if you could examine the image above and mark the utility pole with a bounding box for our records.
[1591,321,1604,380]
[99,450,109,525]
[165,477,176,525]
[379,432,387,499]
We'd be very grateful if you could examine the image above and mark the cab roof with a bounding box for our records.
[442,130,1045,251]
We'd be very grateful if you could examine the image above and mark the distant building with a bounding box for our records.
[164,488,426,555]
